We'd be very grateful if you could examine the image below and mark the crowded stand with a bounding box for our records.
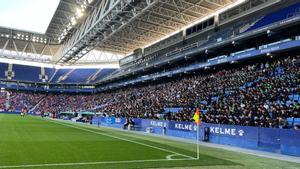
[1,55,300,129]
[0,90,44,112]
[1,1,300,129]
[0,91,6,111]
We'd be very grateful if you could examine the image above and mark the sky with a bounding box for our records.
[0,0,60,34]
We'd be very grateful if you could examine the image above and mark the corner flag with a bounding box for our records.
[193,108,201,159]
[193,108,201,126]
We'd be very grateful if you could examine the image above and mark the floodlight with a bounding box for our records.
[76,8,84,18]
[71,17,77,25]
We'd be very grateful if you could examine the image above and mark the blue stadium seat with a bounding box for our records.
[288,95,294,101]
[163,107,183,113]
[89,69,117,83]
[45,68,56,82]
[60,69,98,83]
[246,3,300,32]
[291,94,300,101]
[211,96,219,102]
[287,117,300,127]
[0,62,118,84]
[0,63,8,79]
[201,110,207,114]
[294,118,300,125]
[200,100,208,105]
[50,69,71,83]
[12,64,41,82]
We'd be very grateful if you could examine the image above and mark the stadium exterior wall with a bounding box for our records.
[92,117,300,157]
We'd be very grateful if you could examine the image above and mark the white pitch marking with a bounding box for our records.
[0,158,194,169]
[47,119,196,160]
[166,154,180,160]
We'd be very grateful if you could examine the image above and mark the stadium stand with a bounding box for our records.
[88,68,117,83]
[3,91,45,112]
[0,2,299,85]
[12,64,41,82]
[49,69,74,83]
[113,2,300,78]
[0,63,8,79]
[60,69,98,83]
[1,55,300,129]
[44,67,56,82]
[0,91,6,111]
[245,2,300,32]
[1,1,300,129]
[2,0,300,166]
[0,65,116,84]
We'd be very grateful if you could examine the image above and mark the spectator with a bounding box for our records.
[1,55,300,129]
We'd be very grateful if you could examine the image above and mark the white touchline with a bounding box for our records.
[0,158,195,169]
[47,119,196,160]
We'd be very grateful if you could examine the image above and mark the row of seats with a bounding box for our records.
[0,63,117,84]
[2,55,300,129]
[246,2,300,32]
[1,55,300,129]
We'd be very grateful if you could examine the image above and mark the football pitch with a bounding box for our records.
[0,114,299,169]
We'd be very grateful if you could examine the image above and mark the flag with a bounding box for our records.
[193,108,201,126]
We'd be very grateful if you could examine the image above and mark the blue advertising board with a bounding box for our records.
[92,116,126,128]
[168,121,197,131]
[104,117,116,124]
[92,117,300,157]
[140,119,168,133]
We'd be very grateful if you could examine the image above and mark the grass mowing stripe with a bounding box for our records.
[45,118,196,160]
[0,159,195,169]
[2,115,299,169]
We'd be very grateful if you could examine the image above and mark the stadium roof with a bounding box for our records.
[0,0,244,65]
[57,0,241,64]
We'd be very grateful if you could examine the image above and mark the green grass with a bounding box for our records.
[0,114,299,169]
